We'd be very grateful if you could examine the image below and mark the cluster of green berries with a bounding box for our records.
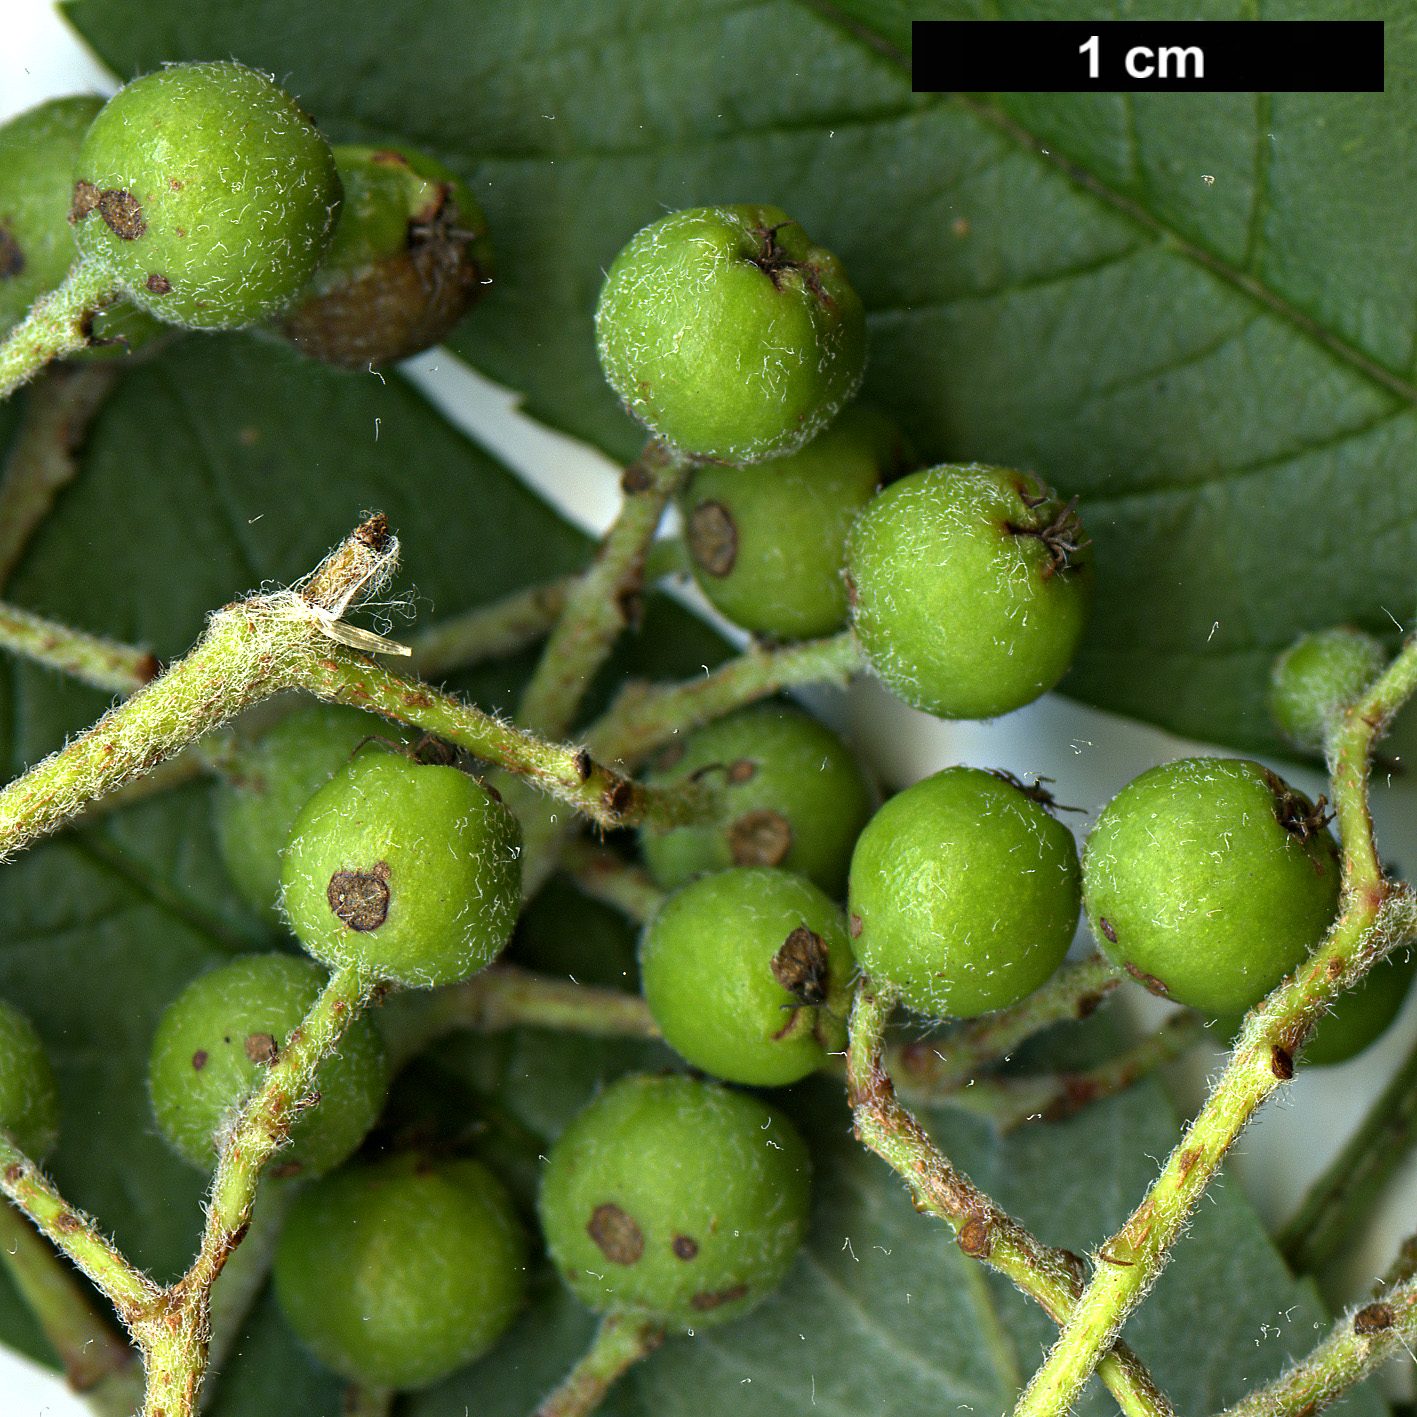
[1,62,493,364]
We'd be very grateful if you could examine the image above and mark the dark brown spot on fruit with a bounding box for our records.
[690,1283,749,1311]
[191,1050,208,1072]
[1099,917,1117,944]
[145,273,171,294]
[849,913,863,938]
[727,808,792,867]
[687,501,737,577]
[244,1033,278,1066]
[327,862,392,931]
[772,926,830,1005]
[96,189,146,240]
[1354,1301,1394,1335]
[1122,962,1170,997]
[1271,1045,1294,1081]
[0,226,22,279]
[957,1216,991,1257]
[70,181,100,221]
[672,1234,699,1260]
[587,1203,643,1265]
[726,758,756,785]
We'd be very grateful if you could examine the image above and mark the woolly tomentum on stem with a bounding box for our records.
[272,1151,527,1390]
[846,464,1093,720]
[279,746,522,988]
[539,1073,811,1329]
[280,143,493,369]
[147,953,387,1177]
[0,95,166,356]
[595,204,866,463]
[847,766,1082,1018]
[0,999,60,1159]
[639,866,855,1086]
[70,61,342,330]
[638,701,874,898]
[1083,758,1342,1015]
[681,405,911,639]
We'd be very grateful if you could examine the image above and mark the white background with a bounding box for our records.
[4,1,1417,1411]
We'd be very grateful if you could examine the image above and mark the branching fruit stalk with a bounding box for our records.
[0,261,117,401]
[534,1312,667,1417]
[0,599,159,694]
[518,440,690,739]
[845,981,1173,1417]
[1010,637,1417,1417]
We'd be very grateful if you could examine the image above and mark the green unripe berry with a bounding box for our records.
[273,1152,527,1389]
[280,750,522,988]
[0,96,166,357]
[0,999,60,1159]
[539,1073,810,1329]
[682,406,911,639]
[72,62,341,329]
[1269,627,1388,753]
[147,953,386,1176]
[639,702,874,898]
[215,702,404,923]
[847,465,1093,720]
[640,866,854,1086]
[281,143,493,369]
[847,766,1081,1018]
[595,204,866,463]
[1083,759,1342,1015]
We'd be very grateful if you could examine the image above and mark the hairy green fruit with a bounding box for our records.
[1084,759,1342,1015]
[72,62,341,329]
[273,1152,527,1389]
[682,406,910,639]
[0,95,165,357]
[539,1073,810,1329]
[848,766,1081,1018]
[846,465,1093,720]
[0,999,60,1159]
[281,143,493,368]
[639,702,873,898]
[147,953,386,1176]
[1269,626,1388,753]
[280,750,522,988]
[640,866,854,1085]
[595,204,866,462]
[215,702,403,923]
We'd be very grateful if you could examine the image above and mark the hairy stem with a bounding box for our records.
[534,1311,667,1417]
[406,577,569,678]
[886,954,1122,1096]
[518,442,689,738]
[927,1014,1205,1132]
[1276,1022,1417,1278]
[846,983,1173,1417]
[0,261,118,401]
[0,363,120,589]
[0,1200,138,1396]
[0,601,159,694]
[377,964,659,1073]
[586,630,865,768]
[562,840,667,925]
[1012,639,1417,1417]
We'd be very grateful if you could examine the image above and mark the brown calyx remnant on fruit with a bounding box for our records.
[327,862,392,931]
[690,1283,749,1311]
[727,808,792,867]
[987,768,1084,815]
[1265,769,1336,849]
[746,220,825,303]
[672,1234,700,1260]
[1008,489,1090,580]
[687,500,737,577]
[771,926,830,1006]
[244,1032,278,1065]
[587,1203,644,1265]
[0,225,23,279]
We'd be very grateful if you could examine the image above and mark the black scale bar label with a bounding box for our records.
[913,21,1384,93]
